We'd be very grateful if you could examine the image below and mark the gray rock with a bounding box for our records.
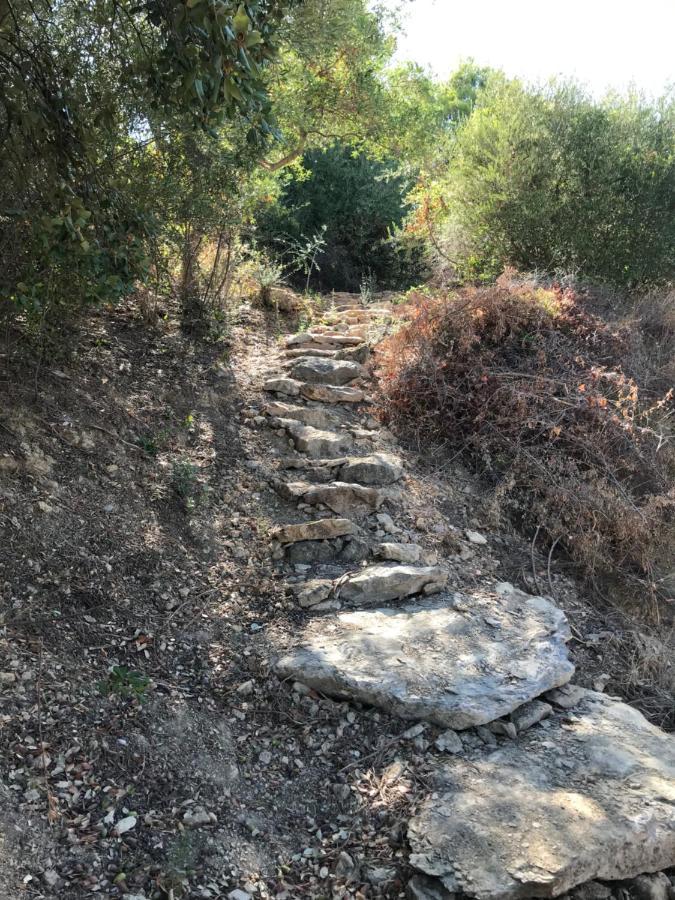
[377,542,423,563]
[300,383,366,403]
[335,850,359,882]
[287,539,342,564]
[339,453,404,485]
[511,698,552,732]
[263,376,302,396]
[465,529,488,545]
[272,518,358,544]
[300,481,384,516]
[291,356,365,386]
[408,691,675,900]
[571,883,613,900]
[265,401,334,429]
[294,579,334,608]
[435,729,463,754]
[338,537,370,563]
[228,891,252,900]
[279,419,352,458]
[407,873,455,900]
[337,564,448,605]
[337,344,370,364]
[545,682,587,708]
[275,589,573,729]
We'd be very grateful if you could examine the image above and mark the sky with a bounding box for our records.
[386,0,675,97]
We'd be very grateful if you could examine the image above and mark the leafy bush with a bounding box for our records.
[432,81,675,286]
[376,272,675,609]
[256,144,426,291]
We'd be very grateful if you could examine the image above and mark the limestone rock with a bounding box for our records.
[301,481,385,516]
[336,344,370,364]
[300,383,366,403]
[271,518,358,544]
[408,691,675,900]
[293,579,334,608]
[275,589,573,728]
[279,419,352,458]
[287,332,363,348]
[339,453,404,485]
[434,729,463,754]
[511,698,552,732]
[376,542,423,564]
[337,564,447,605]
[284,347,336,359]
[291,357,366,386]
[263,377,302,397]
[265,401,334,429]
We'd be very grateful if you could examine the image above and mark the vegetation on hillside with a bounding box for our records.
[1,0,673,621]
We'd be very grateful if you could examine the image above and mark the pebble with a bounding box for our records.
[435,729,463,754]
[466,529,488,545]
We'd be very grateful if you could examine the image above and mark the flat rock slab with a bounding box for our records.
[290,357,365,386]
[271,518,358,544]
[275,590,573,729]
[277,480,384,516]
[287,332,363,348]
[339,453,403,485]
[265,402,334,429]
[408,690,675,900]
[376,542,422,563]
[279,419,352,459]
[337,564,447,605]
[300,384,366,403]
[283,347,337,359]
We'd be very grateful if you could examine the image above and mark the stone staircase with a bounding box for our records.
[259,298,675,899]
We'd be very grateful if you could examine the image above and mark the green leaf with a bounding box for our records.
[233,4,250,35]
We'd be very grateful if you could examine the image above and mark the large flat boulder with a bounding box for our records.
[337,564,447,604]
[290,357,366,386]
[339,453,403,485]
[275,590,573,728]
[408,690,675,900]
[287,332,363,348]
[279,419,352,458]
[300,384,366,403]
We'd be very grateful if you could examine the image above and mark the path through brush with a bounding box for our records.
[258,294,675,900]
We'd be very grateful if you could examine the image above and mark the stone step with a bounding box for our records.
[271,518,358,544]
[283,347,337,359]
[263,376,303,397]
[280,452,404,485]
[299,383,367,403]
[265,401,335,429]
[286,332,364,348]
[376,542,423,563]
[275,587,574,729]
[290,356,366,386]
[275,480,385,516]
[408,690,675,900]
[337,563,447,605]
[277,418,352,458]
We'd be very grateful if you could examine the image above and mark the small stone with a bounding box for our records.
[236,680,254,697]
[43,870,59,887]
[228,891,252,900]
[593,673,611,692]
[545,683,586,709]
[465,529,487,545]
[377,542,422,564]
[434,729,463,754]
[0,672,17,684]
[364,865,397,886]
[489,720,518,740]
[258,750,272,766]
[334,850,358,882]
[401,723,426,740]
[114,815,137,836]
[183,807,215,827]
[263,377,302,397]
[511,699,553,732]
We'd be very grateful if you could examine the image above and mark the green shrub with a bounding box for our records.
[256,144,426,291]
[436,81,675,287]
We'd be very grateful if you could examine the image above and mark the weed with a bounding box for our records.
[171,458,205,509]
[98,666,150,701]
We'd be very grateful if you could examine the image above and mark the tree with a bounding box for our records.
[434,80,675,285]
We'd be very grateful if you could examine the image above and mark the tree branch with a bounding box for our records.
[259,130,307,171]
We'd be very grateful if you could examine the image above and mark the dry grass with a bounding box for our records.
[375,272,675,617]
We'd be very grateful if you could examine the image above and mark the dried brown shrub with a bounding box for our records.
[376,272,675,613]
